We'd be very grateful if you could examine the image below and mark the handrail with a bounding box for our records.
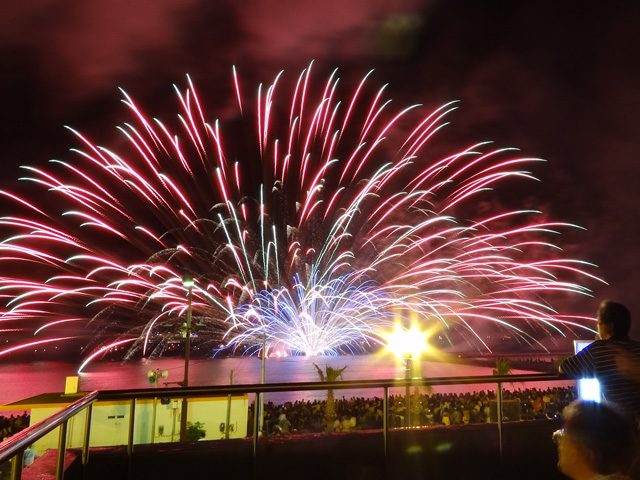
[0,391,98,463]
[95,372,560,400]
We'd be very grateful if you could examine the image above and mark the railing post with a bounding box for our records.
[225,370,233,439]
[383,386,389,475]
[253,394,260,480]
[127,399,136,456]
[55,420,68,480]
[127,398,136,480]
[10,453,23,480]
[404,356,412,427]
[82,404,93,480]
[496,381,503,464]
[253,393,260,456]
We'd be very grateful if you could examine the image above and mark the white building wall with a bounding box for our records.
[29,395,248,455]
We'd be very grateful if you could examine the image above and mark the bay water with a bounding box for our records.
[0,354,572,416]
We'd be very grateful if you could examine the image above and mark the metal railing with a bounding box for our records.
[0,391,98,480]
[0,372,562,480]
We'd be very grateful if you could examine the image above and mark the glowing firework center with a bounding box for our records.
[385,323,430,369]
[224,273,395,357]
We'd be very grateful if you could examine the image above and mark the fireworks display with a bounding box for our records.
[0,65,601,365]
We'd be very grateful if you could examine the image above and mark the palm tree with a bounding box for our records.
[493,358,512,376]
[313,363,347,431]
[493,358,515,397]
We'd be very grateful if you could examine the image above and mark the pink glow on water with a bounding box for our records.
[0,355,573,416]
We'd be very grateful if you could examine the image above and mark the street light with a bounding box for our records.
[181,276,195,387]
[179,275,194,441]
[385,323,429,427]
[259,332,266,435]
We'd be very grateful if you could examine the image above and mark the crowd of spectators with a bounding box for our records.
[0,412,30,442]
[1,387,575,440]
[254,386,577,436]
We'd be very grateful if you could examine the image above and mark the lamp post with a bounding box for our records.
[403,353,413,427]
[179,275,194,442]
[259,332,266,435]
[385,322,429,428]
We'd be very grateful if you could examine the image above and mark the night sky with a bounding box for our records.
[1,0,640,344]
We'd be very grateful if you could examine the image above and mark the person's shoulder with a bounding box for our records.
[615,338,640,357]
[586,338,640,360]
[608,337,640,348]
[582,339,610,351]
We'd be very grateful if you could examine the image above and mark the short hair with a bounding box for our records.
[563,400,636,474]
[598,301,631,336]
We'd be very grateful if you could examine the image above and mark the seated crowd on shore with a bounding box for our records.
[0,412,30,442]
[256,386,577,435]
[1,387,574,440]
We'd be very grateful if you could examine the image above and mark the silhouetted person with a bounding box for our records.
[560,301,640,418]
[554,400,636,479]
